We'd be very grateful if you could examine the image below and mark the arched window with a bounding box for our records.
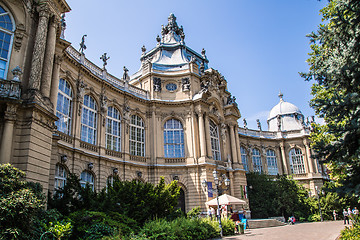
[164,119,184,158]
[81,95,97,145]
[289,148,305,174]
[0,5,14,79]
[106,106,121,151]
[240,147,248,172]
[56,79,72,135]
[266,149,278,175]
[209,120,221,160]
[80,171,94,190]
[252,148,262,173]
[129,115,145,156]
[54,164,67,190]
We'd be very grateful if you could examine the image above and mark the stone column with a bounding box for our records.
[204,113,212,157]
[41,17,58,98]
[28,6,50,91]
[280,142,289,174]
[229,124,238,164]
[0,104,17,163]
[49,55,63,113]
[197,111,206,157]
[304,140,314,173]
[234,125,241,164]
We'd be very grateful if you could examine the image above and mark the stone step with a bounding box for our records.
[248,219,286,229]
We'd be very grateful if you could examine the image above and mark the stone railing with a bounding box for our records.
[105,149,123,158]
[165,158,186,163]
[238,128,277,139]
[292,173,308,179]
[65,46,149,99]
[130,155,147,163]
[0,78,21,99]
[80,141,98,152]
[58,131,74,144]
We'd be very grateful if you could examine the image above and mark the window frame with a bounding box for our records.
[163,119,185,158]
[209,119,221,161]
[289,148,306,174]
[240,146,249,172]
[80,170,95,190]
[56,78,73,135]
[129,115,145,157]
[0,5,15,80]
[252,148,262,173]
[266,149,278,175]
[106,106,121,151]
[54,164,67,190]
[81,95,98,145]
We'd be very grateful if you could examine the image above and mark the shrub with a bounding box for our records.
[186,206,201,218]
[69,210,138,239]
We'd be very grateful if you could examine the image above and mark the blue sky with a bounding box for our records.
[64,0,327,130]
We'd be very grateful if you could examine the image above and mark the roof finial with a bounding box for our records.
[278,90,283,101]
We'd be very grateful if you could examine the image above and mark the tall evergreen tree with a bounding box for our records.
[300,0,360,194]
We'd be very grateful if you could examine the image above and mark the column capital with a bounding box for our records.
[37,5,51,18]
[4,104,18,121]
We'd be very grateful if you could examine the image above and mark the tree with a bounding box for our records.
[300,0,360,194]
[0,164,44,239]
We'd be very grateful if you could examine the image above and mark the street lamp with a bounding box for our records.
[315,186,323,222]
[202,170,230,237]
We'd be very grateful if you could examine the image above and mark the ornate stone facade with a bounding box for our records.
[0,1,326,214]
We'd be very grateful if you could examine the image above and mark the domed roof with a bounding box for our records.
[267,92,304,132]
[268,93,301,120]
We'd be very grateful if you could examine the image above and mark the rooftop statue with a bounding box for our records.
[161,13,185,44]
[79,34,87,54]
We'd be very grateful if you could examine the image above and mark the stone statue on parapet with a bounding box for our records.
[243,118,247,129]
[79,34,87,54]
[100,53,110,70]
[60,14,66,39]
[256,119,262,131]
[123,66,129,81]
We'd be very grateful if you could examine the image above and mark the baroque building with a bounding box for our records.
[0,0,327,213]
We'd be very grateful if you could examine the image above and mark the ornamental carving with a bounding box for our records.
[100,86,108,126]
[182,78,190,91]
[153,77,161,92]
[14,24,26,51]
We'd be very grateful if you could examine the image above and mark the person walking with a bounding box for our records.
[343,209,350,224]
[333,210,337,221]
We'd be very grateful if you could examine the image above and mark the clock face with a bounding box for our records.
[166,83,177,91]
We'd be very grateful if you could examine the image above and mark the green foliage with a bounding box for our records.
[45,221,72,240]
[300,0,360,195]
[220,217,236,236]
[0,164,45,240]
[134,217,222,240]
[68,210,138,239]
[340,215,360,239]
[186,206,201,218]
[246,173,311,219]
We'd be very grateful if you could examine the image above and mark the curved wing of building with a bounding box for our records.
[0,2,327,214]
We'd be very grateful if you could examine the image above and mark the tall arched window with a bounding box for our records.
[209,120,221,160]
[289,148,305,174]
[164,119,184,158]
[266,149,278,175]
[0,5,14,79]
[80,171,94,190]
[81,95,97,145]
[129,115,145,156]
[252,148,262,173]
[54,164,67,190]
[240,147,248,172]
[106,106,121,151]
[56,79,72,135]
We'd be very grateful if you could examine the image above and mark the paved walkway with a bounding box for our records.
[220,221,347,240]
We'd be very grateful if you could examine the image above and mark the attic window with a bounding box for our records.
[166,83,177,91]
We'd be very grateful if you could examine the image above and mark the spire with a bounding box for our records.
[278,90,284,102]
[160,13,185,44]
